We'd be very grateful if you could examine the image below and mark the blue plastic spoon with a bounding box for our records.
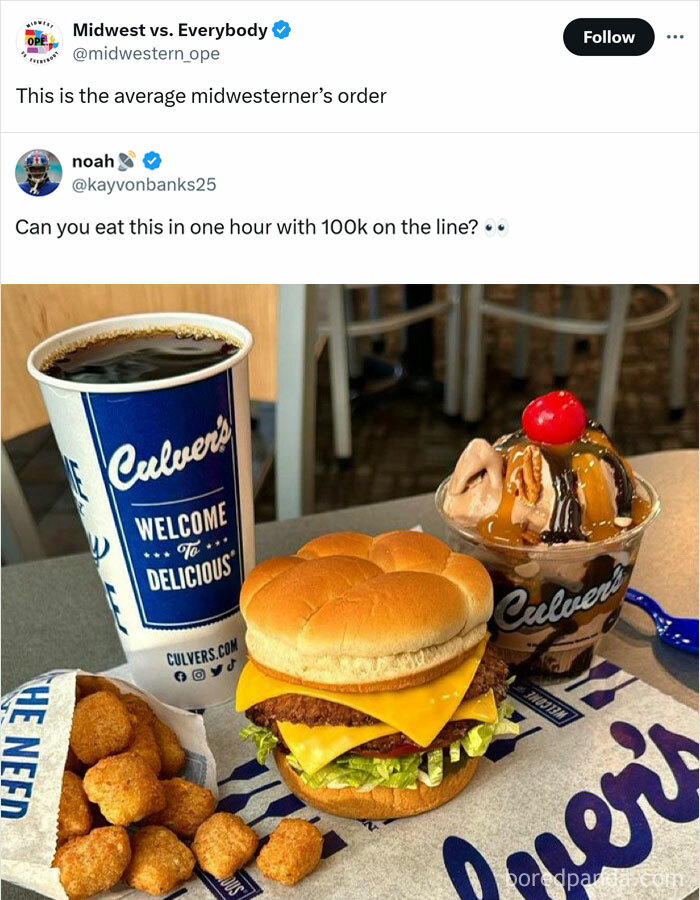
[625,588,699,654]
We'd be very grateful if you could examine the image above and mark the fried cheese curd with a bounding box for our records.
[128,717,162,776]
[83,752,165,826]
[256,818,323,886]
[69,691,134,765]
[76,676,121,699]
[151,718,186,777]
[124,826,195,895]
[146,777,217,839]
[53,826,131,900]
[53,678,235,897]
[122,692,186,777]
[192,812,259,879]
[122,692,157,724]
[57,772,93,845]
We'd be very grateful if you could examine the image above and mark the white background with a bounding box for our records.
[1,0,698,284]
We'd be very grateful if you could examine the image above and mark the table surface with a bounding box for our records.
[2,449,698,899]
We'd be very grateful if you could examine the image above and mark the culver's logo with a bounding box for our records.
[444,721,699,898]
[107,415,232,492]
[494,564,627,632]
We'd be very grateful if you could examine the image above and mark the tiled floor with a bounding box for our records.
[4,287,698,559]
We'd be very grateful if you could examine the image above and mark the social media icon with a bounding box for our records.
[193,668,206,681]
[272,20,291,39]
[142,151,162,170]
[211,664,223,677]
[174,671,187,682]
[226,659,236,672]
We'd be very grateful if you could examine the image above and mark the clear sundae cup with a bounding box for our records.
[436,474,659,678]
[435,391,661,679]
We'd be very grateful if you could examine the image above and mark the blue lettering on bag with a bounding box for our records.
[197,868,262,900]
[509,681,583,727]
[443,721,699,900]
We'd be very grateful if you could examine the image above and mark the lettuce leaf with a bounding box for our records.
[240,722,278,764]
[461,701,519,758]
[288,750,423,791]
[427,749,444,785]
[239,700,519,788]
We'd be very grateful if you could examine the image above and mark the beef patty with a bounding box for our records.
[246,643,509,756]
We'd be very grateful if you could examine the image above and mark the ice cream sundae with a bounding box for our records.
[437,391,659,678]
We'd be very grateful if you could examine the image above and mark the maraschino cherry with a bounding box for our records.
[522,391,587,444]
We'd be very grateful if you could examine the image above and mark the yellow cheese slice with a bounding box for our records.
[451,688,497,724]
[277,690,498,774]
[236,634,489,747]
[278,720,396,774]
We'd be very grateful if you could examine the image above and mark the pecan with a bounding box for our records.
[508,445,542,504]
[522,529,541,546]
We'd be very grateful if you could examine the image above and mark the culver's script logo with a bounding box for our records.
[107,416,232,492]
[495,564,627,632]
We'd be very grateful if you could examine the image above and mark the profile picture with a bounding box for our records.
[16,19,62,64]
[15,149,62,197]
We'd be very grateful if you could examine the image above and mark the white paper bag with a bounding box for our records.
[1,670,217,900]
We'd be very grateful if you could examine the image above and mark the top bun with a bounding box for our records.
[240,530,493,692]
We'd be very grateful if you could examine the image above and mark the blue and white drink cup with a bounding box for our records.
[27,313,256,708]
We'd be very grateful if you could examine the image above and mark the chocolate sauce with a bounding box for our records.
[495,552,630,680]
[508,616,580,678]
[41,328,239,385]
[539,450,585,544]
[599,451,633,517]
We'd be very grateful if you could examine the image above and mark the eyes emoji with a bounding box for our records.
[484,218,509,236]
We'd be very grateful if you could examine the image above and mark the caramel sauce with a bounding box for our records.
[572,453,618,541]
[632,493,653,525]
[482,423,649,547]
[478,444,527,545]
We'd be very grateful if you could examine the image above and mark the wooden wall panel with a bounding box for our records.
[1,284,277,439]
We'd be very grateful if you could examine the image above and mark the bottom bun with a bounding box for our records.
[274,749,480,819]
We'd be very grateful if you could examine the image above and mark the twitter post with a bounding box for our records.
[1,4,699,900]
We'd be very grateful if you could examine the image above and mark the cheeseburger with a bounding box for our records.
[236,531,517,819]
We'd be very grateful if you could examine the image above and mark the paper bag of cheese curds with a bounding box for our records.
[1,670,217,900]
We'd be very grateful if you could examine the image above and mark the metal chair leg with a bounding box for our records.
[327,286,353,461]
[275,286,318,519]
[396,285,408,354]
[511,285,532,383]
[669,285,690,418]
[553,285,574,384]
[343,289,363,380]
[463,285,486,422]
[443,285,462,416]
[596,286,631,433]
[368,286,385,353]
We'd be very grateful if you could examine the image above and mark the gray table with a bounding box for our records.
[2,450,698,899]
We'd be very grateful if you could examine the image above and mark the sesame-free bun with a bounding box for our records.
[241,530,493,691]
[274,749,480,819]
